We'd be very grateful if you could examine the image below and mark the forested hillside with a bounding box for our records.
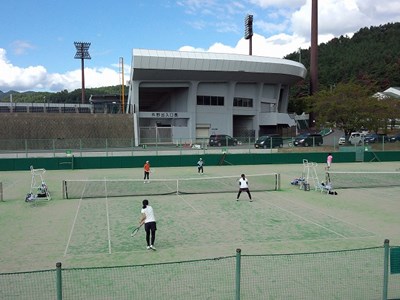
[1,22,399,112]
[0,86,126,103]
[286,22,400,113]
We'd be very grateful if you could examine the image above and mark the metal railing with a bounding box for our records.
[1,241,399,300]
[0,136,399,158]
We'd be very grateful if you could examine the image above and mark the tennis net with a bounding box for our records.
[326,171,400,189]
[62,173,280,199]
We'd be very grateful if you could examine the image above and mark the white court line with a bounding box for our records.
[273,191,377,235]
[254,192,348,238]
[272,192,377,237]
[176,193,202,214]
[160,180,177,194]
[104,179,112,254]
[64,185,86,257]
[258,195,377,239]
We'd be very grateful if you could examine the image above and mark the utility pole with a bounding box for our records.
[309,0,318,128]
[310,0,318,95]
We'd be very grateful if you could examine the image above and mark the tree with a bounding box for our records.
[305,82,399,135]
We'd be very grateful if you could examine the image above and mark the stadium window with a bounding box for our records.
[234,97,253,107]
[197,95,224,106]
[197,96,204,105]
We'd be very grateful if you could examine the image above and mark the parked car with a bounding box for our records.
[388,133,400,142]
[338,136,346,145]
[348,132,365,145]
[254,134,283,149]
[293,133,323,147]
[364,133,388,144]
[209,134,238,147]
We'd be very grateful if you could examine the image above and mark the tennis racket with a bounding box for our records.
[131,224,143,237]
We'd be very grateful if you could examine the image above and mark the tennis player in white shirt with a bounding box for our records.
[237,174,252,202]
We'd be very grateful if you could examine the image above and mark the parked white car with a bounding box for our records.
[349,132,365,145]
[338,136,346,145]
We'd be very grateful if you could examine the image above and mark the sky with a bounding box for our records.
[0,0,399,93]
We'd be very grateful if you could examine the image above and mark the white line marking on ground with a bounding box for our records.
[272,192,377,236]
[104,179,112,254]
[256,193,348,238]
[177,193,202,214]
[64,185,86,257]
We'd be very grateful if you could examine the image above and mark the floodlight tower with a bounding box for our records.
[244,14,253,55]
[74,42,91,104]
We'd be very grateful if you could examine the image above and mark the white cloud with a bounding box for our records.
[2,0,400,92]
[0,48,123,92]
[11,40,35,55]
[249,0,305,9]
[181,0,400,59]
[180,33,308,58]
[0,49,47,91]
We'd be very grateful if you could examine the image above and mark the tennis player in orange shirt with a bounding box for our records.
[143,160,151,183]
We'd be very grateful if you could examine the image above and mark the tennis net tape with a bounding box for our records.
[326,171,400,189]
[62,173,280,199]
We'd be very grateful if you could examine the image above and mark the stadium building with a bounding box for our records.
[127,49,307,146]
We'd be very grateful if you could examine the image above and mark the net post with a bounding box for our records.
[56,262,62,300]
[383,239,390,300]
[276,173,280,190]
[62,180,67,199]
[235,248,241,300]
[0,182,3,201]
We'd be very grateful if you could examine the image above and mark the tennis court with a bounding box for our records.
[1,161,399,275]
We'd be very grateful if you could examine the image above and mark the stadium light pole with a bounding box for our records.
[74,42,91,104]
[244,14,253,55]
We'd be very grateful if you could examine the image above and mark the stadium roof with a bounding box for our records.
[382,87,400,98]
[374,87,400,99]
[131,49,307,84]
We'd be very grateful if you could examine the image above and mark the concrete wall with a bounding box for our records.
[0,113,134,140]
[1,151,399,171]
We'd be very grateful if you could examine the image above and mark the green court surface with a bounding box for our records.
[0,162,399,273]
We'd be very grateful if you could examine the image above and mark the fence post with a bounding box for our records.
[25,139,28,158]
[383,239,389,300]
[56,262,62,300]
[52,139,55,158]
[235,248,241,300]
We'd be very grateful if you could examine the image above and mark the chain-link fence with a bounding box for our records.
[1,242,399,300]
